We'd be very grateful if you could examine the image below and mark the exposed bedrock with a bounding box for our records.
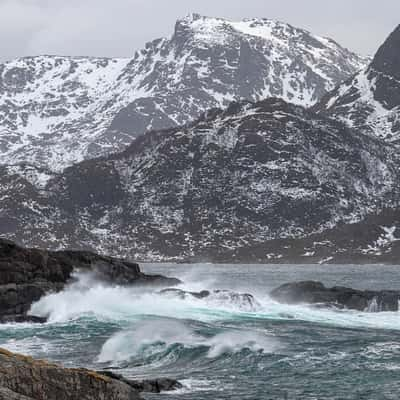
[0,348,141,400]
[0,238,180,322]
[270,281,400,312]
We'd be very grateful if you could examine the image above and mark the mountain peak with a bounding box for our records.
[174,15,286,42]
[0,16,367,170]
[315,24,400,141]
[370,24,400,80]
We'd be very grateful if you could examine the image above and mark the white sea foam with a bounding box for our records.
[97,319,279,363]
[29,272,400,331]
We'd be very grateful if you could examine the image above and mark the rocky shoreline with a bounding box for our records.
[0,238,184,399]
[0,238,180,323]
[0,348,181,400]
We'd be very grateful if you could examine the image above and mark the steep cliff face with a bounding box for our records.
[0,15,366,171]
[1,98,399,262]
[316,25,400,142]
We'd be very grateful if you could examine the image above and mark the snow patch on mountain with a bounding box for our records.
[316,24,400,141]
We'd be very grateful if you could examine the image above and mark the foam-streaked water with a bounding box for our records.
[2,264,400,399]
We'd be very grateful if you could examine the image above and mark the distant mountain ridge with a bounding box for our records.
[1,98,399,262]
[0,14,367,171]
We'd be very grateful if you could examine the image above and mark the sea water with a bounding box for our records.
[1,263,400,399]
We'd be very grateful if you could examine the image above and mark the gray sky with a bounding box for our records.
[0,0,399,62]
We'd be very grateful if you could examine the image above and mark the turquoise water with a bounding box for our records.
[1,264,400,399]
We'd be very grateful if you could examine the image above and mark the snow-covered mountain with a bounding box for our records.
[0,14,367,171]
[2,98,399,262]
[316,25,400,141]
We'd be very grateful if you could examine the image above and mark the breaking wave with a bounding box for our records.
[29,272,400,331]
[97,319,278,364]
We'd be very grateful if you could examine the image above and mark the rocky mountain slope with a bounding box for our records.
[2,98,400,262]
[316,24,400,141]
[0,14,367,171]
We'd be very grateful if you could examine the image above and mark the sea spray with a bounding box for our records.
[29,272,400,330]
[29,272,264,323]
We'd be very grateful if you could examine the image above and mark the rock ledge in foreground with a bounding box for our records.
[0,348,141,400]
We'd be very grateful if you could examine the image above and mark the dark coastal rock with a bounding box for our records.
[0,238,180,322]
[127,378,182,393]
[160,288,259,310]
[160,288,211,299]
[98,371,182,393]
[0,315,47,324]
[0,348,141,400]
[54,250,181,287]
[270,281,400,312]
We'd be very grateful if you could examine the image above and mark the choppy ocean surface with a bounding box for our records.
[1,263,400,399]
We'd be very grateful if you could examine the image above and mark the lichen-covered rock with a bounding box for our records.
[0,348,141,400]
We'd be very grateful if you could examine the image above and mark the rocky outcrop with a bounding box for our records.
[0,348,141,400]
[270,281,400,312]
[0,238,180,322]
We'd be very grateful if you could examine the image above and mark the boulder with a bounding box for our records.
[159,288,259,310]
[270,281,400,312]
[159,288,211,299]
[98,371,182,393]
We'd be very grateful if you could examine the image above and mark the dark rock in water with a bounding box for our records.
[98,371,182,393]
[159,288,211,299]
[0,315,47,324]
[0,238,180,323]
[129,378,182,393]
[159,288,259,310]
[0,348,142,400]
[270,281,400,312]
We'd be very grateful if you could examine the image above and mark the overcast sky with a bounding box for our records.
[1,0,399,62]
